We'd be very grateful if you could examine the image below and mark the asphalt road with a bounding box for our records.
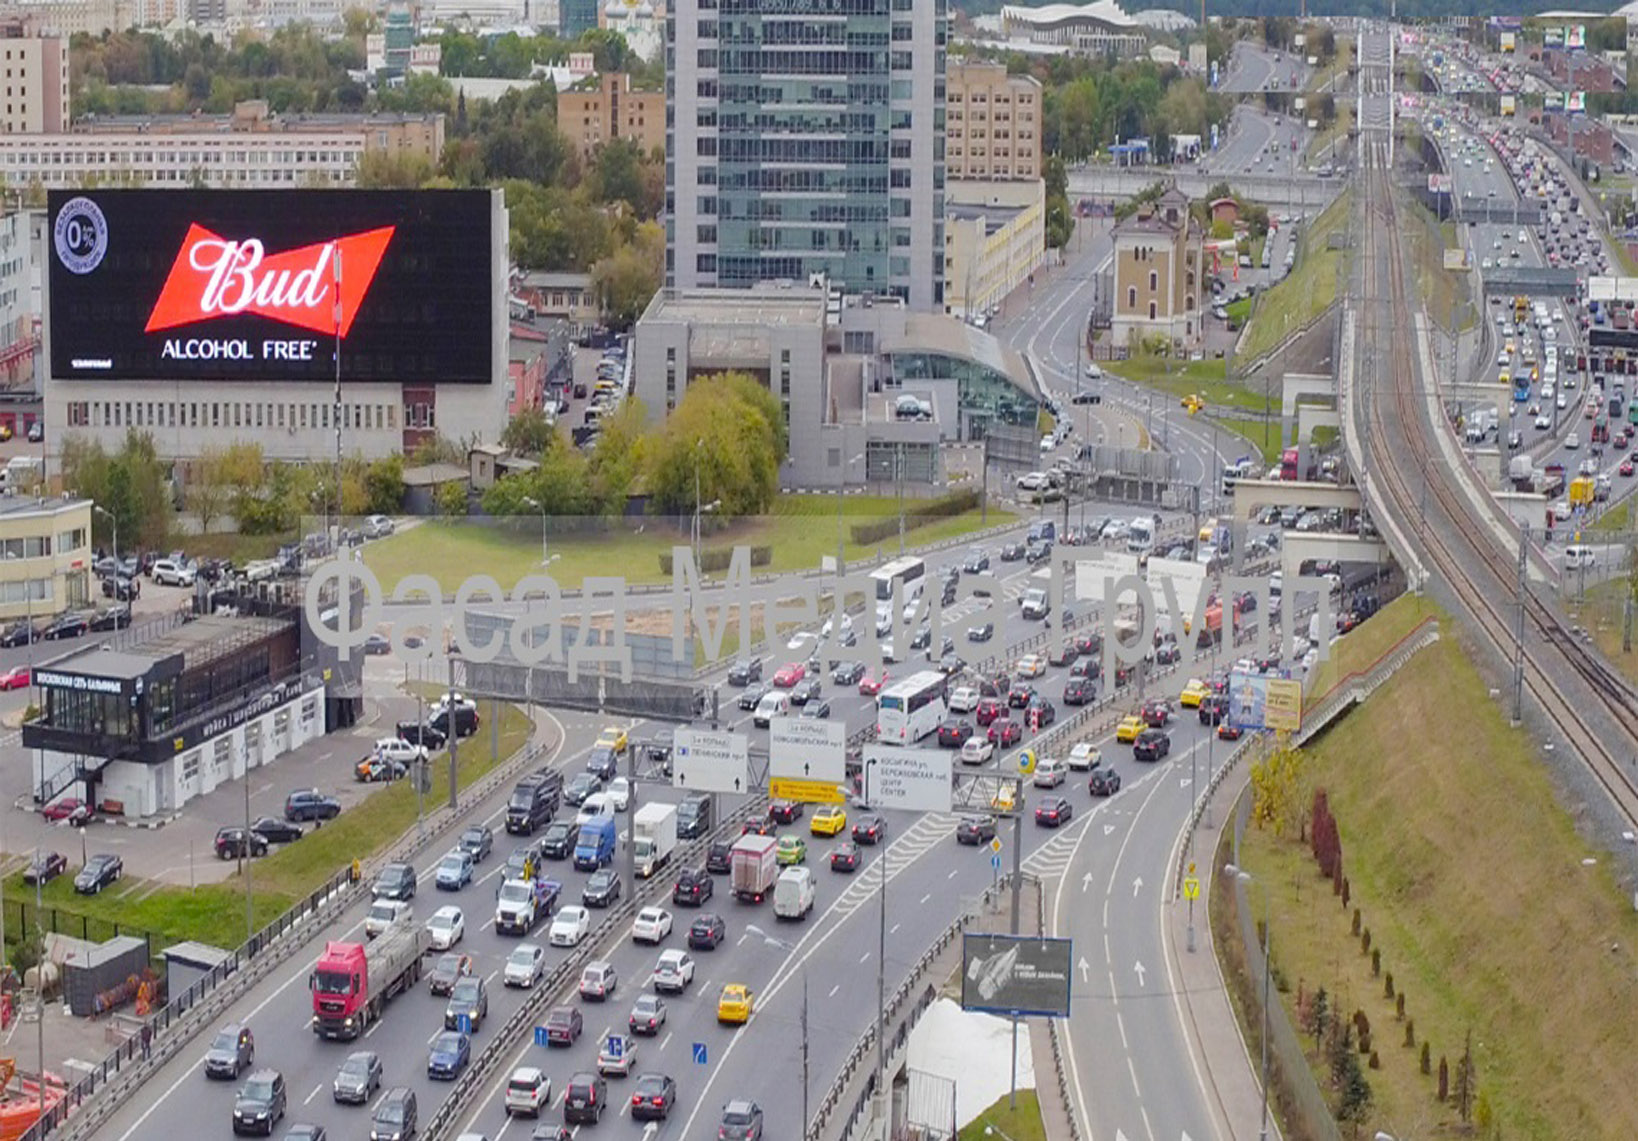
[1217,43,1308,96]
[1202,107,1310,178]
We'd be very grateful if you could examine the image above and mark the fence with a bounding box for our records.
[38,729,563,1141]
[1,905,155,958]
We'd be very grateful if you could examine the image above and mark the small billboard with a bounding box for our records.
[1228,670,1304,732]
[1500,31,1516,53]
[1566,23,1585,50]
[960,934,1074,1018]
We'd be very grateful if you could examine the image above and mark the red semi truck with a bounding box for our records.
[310,917,430,1040]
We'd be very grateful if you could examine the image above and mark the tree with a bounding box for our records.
[186,447,235,534]
[501,408,557,458]
[1336,1060,1373,1129]
[356,149,437,188]
[590,221,664,329]
[587,397,648,512]
[645,373,786,519]
[436,480,468,518]
[362,455,405,515]
[1455,1029,1476,1124]
[60,430,174,553]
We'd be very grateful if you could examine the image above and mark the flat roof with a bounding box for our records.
[137,616,288,674]
[642,287,828,329]
[0,496,89,521]
[43,649,154,681]
[949,202,1027,236]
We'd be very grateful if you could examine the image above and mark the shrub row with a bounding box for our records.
[848,487,983,546]
[658,545,774,575]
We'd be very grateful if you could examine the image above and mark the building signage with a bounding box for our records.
[48,189,494,384]
[33,670,125,695]
[191,673,323,746]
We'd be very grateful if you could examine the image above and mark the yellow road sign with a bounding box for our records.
[769,776,846,805]
[1183,875,1201,901]
[989,837,1003,854]
[1014,748,1037,777]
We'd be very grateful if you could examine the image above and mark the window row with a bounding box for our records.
[61,399,401,433]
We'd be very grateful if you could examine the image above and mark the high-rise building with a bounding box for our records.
[0,26,67,134]
[664,0,947,311]
[561,0,598,37]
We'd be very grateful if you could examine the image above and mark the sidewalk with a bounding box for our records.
[1163,760,1281,1141]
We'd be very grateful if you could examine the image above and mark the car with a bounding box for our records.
[830,842,861,872]
[332,1050,383,1105]
[1062,677,1094,705]
[800,697,833,719]
[1088,764,1122,796]
[956,734,996,767]
[629,993,668,1036]
[726,657,763,686]
[1026,697,1057,728]
[701,840,733,876]
[1007,683,1034,709]
[1140,698,1172,726]
[583,869,622,908]
[966,622,995,643]
[563,772,600,807]
[43,612,89,640]
[606,777,632,811]
[579,960,618,1001]
[284,789,340,822]
[74,853,123,894]
[595,725,629,755]
[564,1073,609,1125]
[89,604,131,632]
[673,866,715,905]
[831,660,866,685]
[427,1031,471,1080]
[772,662,806,687]
[584,746,619,782]
[948,685,980,714]
[544,1005,583,1046]
[504,944,547,988]
[768,799,804,825]
[742,818,776,837]
[232,1069,287,1135]
[689,913,727,950]
[1015,654,1047,679]
[719,1100,766,1140]
[428,952,473,996]
[1133,728,1171,762]
[1115,715,1146,743]
[426,906,465,950]
[974,697,1004,727]
[852,815,886,845]
[988,719,1023,747]
[936,718,973,748]
[717,983,754,1024]
[457,824,493,862]
[101,574,139,601]
[630,1072,678,1121]
[444,975,488,1033]
[1218,721,1244,741]
[811,806,847,836]
[633,906,673,944]
[956,815,997,845]
[371,1087,417,1141]
[1179,679,1209,708]
[790,676,823,706]
[776,835,807,865]
[504,1066,553,1119]
[20,850,66,886]
[435,848,474,890]
[1035,796,1073,827]
[205,1023,256,1079]
[737,682,771,712]
[652,947,697,992]
[858,671,887,696]
[550,904,592,948]
[0,665,28,691]
[214,827,269,860]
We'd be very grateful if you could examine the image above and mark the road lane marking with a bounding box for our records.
[304,1082,323,1105]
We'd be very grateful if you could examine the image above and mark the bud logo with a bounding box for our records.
[145,224,395,337]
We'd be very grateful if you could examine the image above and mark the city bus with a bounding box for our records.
[876,670,950,745]
[1513,372,1531,403]
[870,556,926,602]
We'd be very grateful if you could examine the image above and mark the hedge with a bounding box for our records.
[848,487,982,546]
[658,545,774,575]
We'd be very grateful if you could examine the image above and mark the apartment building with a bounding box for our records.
[945,59,1041,181]
[1110,183,1204,348]
[556,72,665,160]
[0,26,67,134]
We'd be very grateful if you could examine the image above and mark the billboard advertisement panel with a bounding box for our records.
[1228,670,1303,732]
[1565,91,1586,113]
[1500,93,1517,116]
[960,934,1074,1018]
[1500,31,1516,53]
[1567,23,1585,49]
[47,190,494,384]
[1545,26,1564,47]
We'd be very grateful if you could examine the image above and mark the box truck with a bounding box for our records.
[632,803,678,879]
[730,834,780,903]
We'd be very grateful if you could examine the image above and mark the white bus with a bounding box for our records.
[876,670,949,745]
[871,556,926,602]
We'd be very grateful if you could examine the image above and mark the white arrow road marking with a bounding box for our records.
[1134,961,1147,987]
[1104,824,1116,836]
[1179,776,1193,788]
[642,1124,658,1141]
[1117,1131,1131,1141]
[1082,872,1093,893]
[1078,956,1090,983]
[1132,875,1144,898]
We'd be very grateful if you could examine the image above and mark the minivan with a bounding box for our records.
[1027,519,1057,544]
[370,1087,417,1141]
[773,866,815,920]
[505,772,560,835]
[676,793,712,839]
[1564,545,1597,570]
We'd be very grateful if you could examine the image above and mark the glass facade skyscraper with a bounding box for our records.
[664,0,946,311]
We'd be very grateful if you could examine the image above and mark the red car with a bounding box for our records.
[772,662,806,688]
[41,798,91,824]
[988,718,1022,747]
[1218,722,1243,742]
[974,698,1004,727]
[1622,460,1635,477]
[858,671,887,696]
[1140,699,1172,727]
[0,666,28,690]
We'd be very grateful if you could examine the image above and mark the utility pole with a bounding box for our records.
[242,736,253,944]
[446,656,459,810]
[1008,806,1023,1109]
[1512,523,1528,724]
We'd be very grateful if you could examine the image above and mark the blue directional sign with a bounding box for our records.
[605,1035,624,1059]
[990,853,1002,871]
[457,1014,472,1035]
[535,1026,549,1048]
[692,1042,708,1065]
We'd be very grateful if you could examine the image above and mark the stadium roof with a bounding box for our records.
[1000,1,1139,30]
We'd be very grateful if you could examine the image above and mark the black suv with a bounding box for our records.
[370,1087,416,1141]
[676,793,712,840]
[372,863,416,901]
[705,841,733,874]
[429,703,479,738]
[396,720,447,750]
[214,827,269,860]
[726,657,763,686]
[284,789,340,823]
[231,1069,287,1136]
[564,1073,608,1124]
[1133,728,1171,762]
[673,868,714,906]
[541,820,577,860]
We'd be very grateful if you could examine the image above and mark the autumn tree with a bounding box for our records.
[60,430,174,553]
[1250,743,1307,837]
[644,373,786,519]
[590,221,664,330]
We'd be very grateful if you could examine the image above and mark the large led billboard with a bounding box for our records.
[47,189,494,384]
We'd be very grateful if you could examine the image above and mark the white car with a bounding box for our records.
[363,514,396,539]
[651,948,696,993]
[632,906,672,945]
[375,737,429,765]
[607,778,632,812]
[151,558,196,587]
[550,905,592,947]
[1535,413,1552,430]
[1557,393,1568,410]
[504,1066,551,1118]
[504,944,547,988]
[948,686,979,714]
[1566,433,1581,450]
[1066,742,1102,771]
[1015,654,1047,679]
[426,905,465,950]
[959,738,995,766]
[578,793,615,825]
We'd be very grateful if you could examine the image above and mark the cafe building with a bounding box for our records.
[23,613,327,819]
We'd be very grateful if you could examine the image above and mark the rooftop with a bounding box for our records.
[42,615,287,679]
[1000,0,1139,29]
[642,287,829,329]
[949,202,1027,236]
[882,313,1040,399]
[0,495,88,521]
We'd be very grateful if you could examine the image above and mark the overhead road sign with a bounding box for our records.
[960,933,1074,1018]
[769,719,846,785]
[863,745,953,813]
[768,777,846,805]
[672,727,750,794]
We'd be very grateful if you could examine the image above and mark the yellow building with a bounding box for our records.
[1110,183,1205,349]
[944,180,1046,322]
[945,59,1043,181]
[0,496,92,622]
[556,72,666,160]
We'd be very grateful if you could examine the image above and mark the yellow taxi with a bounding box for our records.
[1115,715,1146,743]
[811,806,848,837]
[991,783,1016,812]
[597,726,629,754]
[1015,654,1047,679]
[717,983,754,1024]
[1179,679,1209,709]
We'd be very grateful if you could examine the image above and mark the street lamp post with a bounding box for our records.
[838,453,865,575]
[865,756,888,1111]
[746,925,810,1139]
[1225,864,1271,1141]
[521,496,548,567]
[93,505,118,582]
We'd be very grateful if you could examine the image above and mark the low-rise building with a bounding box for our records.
[946,59,1043,181]
[999,1,1148,58]
[1110,183,1205,349]
[556,72,665,160]
[943,180,1047,323]
[0,495,91,622]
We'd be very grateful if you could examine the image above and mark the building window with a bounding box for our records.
[1149,301,1157,319]
[1127,286,1136,308]
[1149,271,1157,292]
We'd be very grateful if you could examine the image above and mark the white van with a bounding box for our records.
[577,792,616,824]
[1564,545,1597,570]
[754,690,791,728]
[1126,517,1156,555]
[773,866,815,920]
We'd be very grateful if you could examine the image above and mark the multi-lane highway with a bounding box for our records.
[1217,42,1309,96]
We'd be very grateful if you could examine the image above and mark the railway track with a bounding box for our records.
[1357,143,1638,828]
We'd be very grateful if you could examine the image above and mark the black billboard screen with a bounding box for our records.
[47,189,495,384]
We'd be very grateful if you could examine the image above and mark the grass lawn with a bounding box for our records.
[1574,581,1638,690]
[362,496,1016,594]
[2,698,535,956]
[178,531,292,563]
[957,1090,1046,1141]
[1225,297,1252,327]
[1103,355,1264,415]
[1237,190,1352,363]
[1589,499,1631,532]
[1304,593,1436,700]
[1211,418,1281,468]
[1231,620,1638,1140]
[1305,110,1351,165]
[1405,198,1471,334]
